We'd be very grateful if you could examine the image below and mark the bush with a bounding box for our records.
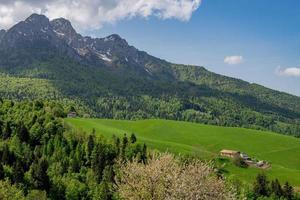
[234,157,248,168]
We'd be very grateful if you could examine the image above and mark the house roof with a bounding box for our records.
[220,149,240,154]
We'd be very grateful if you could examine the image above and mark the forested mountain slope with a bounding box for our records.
[0,14,299,136]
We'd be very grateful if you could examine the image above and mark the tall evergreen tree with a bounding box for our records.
[1,144,14,165]
[282,182,294,200]
[91,144,106,183]
[16,122,30,143]
[86,133,95,165]
[141,143,147,164]
[2,122,12,140]
[30,158,50,191]
[130,133,137,144]
[13,160,24,184]
[253,173,269,197]
[121,134,128,160]
[113,135,120,157]
[270,179,282,198]
[0,163,4,180]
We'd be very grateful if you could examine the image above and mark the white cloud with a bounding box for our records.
[0,0,201,30]
[276,66,300,77]
[224,55,243,65]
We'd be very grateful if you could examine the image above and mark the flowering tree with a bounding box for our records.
[115,153,235,200]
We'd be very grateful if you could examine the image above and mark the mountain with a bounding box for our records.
[0,14,299,136]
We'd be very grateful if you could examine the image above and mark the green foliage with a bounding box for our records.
[254,173,270,197]
[29,158,50,191]
[0,163,4,180]
[0,56,299,137]
[283,182,294,200]
[234,156,248,168]
[0,99,148,199]
[0,179,25,200]
[130,133,137,144]
[251,173,298,200]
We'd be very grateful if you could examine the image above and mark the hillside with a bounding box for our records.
[0,14,299,136]
[66,118,300,187]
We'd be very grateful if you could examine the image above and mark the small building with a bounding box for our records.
[67,112,77,118]
[256,161,265,167]
[240,152,251,161]
[220,149,240,158]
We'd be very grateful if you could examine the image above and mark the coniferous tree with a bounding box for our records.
[86,133,95,165]
[91,144,106,183]
[0,163,4,180]
[130,133,137,144]
[70,157,80,173]
[282,182,294,200]
[0,121,3,138]
[13,160,24,184]
[30,158,50,191]
[1,144,14,165]
[113,135,120,157]
[2,122,12,140]
[98,166,114,200]
[253,173,269,197]
[16,122,30,143]
[121,134,128,160]
[141,143,147,164]
[270,179,282,198]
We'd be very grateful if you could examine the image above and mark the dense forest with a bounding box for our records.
[0,99,299,200]
[0,99,148,199]
[0,72,299,137]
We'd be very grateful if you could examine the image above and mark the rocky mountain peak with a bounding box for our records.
[51,18,78,39]
[0,13,149,69]
[0,14,54,48]
[24,14,50,26]
[104,34,128,46]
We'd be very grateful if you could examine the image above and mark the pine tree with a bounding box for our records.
[130,133,137,144]
[121,134,128,160]
[113,136,120,157]
[30,158,50,191]
[282,182,294,200]
[86,133,95,165]
[2,122,12,140]
[0,163,4,180]
[16,122,30,142]
[91,144,106,183]
[98,166,114,200]
[0,121,3,138]
[253,173,269,197]
[1,144,14,165]
[141,143,147,164]
[270,179,282,198]
[13,160,24,184]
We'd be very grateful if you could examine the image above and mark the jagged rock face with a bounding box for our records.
[0,13,172,79]
[1,14,56,48]
[50,18,146,66]
[48,15,168,76]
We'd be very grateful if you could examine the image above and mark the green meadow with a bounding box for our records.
[66,118,300,187]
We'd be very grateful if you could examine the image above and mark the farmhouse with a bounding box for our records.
[67,112,77,118]
[220,149,240,158]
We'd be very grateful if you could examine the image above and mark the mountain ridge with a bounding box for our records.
[0,13,299,136]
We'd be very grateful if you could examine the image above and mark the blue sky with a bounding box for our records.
[83,0,300,96]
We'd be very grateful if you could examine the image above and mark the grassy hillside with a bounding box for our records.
[66,118,300,187]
